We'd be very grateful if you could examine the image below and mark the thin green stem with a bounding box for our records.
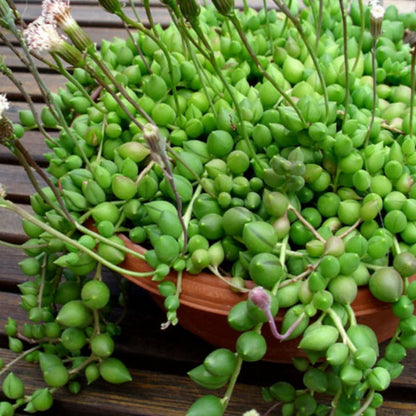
[37,254,48,308]
[278,234,289,269]
[364,38,378,147]
[352,390,375,416]
[336,219,362,239]
[314,0,323,56]
[0,345,40,377]
[352,0,365,72]
[8,25,87,161]
[288,205,326,242]
[221,356,244,411]
[345,304,357,326]
[0,240,47,250]
[143,0,182,117]
[327,307,357,353]
[1,200,153,278]
[393,236,402,256]
[262,0,275,56]
[168,146,216,197]
[0,60,57,146]
[88,54,152,126]
[271,0,329,120]
[175,17,260,164]
[181,184,202,234]
[409,50,416,140]
[9,139,73,221]
[52,55,101,111]
[68,355,96,377]
[75,222,145,261]
[278,266,314,288]
[208,266,249,292]
[229,12,307,125]
[123,23,152,74]
[338,0,350,124]
[167,9,220,114]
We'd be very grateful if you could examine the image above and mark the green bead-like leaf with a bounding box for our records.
[30,388,54,412]
[99,358,132,384]
[299,325,339,351]
[186,395,224,416]
[0,401,14,416]
[2,372,24,400]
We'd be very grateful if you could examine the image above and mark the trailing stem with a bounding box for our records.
[228,12,307,125]
[409,49,416,140]
[271,0,329,121]
[352,0,365,72]
[338,0,350,125]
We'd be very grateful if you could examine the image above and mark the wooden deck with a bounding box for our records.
[1,0,416,414]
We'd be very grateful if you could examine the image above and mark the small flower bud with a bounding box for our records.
[179,0,200,23]
[248,286,271,312]
[211,0,235,16]
[143,123,166,166]
[98,0,122,14]
[370,2,385,39]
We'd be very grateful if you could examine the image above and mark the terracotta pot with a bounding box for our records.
[118,234,410,363]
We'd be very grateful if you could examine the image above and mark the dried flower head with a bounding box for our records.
[404,29,416,49]
[42,0,73,27]
[23,16,84,66]
[23,16,65,53]
[0,94,10,120]
[41,0,94,52]
[0,118,14,144]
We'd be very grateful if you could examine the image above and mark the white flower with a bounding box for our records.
[242,411,260,416]
[41,0,74,27]
[0,94,10,120]
[23,16,65,53]
[371,4,385,21]
[41,0,94,52]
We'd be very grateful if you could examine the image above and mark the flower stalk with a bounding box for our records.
[365,1,385,146]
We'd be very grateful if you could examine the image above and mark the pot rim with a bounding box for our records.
[118,234,401,319]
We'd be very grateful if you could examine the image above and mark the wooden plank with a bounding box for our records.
[0,204,28,241]
[0,130,49,164]
[0,71,66,99]
[0,26,132,54]
[0,347,270,416]
[0,164,46,199]
[16,3,173,27]
[0,246,27,289]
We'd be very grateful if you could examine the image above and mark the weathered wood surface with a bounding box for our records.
[2,0,416,414]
